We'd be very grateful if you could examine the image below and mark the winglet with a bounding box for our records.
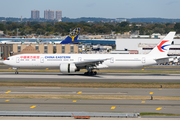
[60,28,81,44]
[148,31,176,57]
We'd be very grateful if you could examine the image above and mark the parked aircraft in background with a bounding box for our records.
[3,32,176,75]
[0,28,81,44]
[60,28,81,44]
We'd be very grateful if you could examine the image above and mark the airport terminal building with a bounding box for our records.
[0,44,79,59]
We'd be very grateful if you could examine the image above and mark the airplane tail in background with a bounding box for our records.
[60,28,81,44]
[148,31,176,58]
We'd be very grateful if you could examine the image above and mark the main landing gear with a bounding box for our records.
[84,71,97,76]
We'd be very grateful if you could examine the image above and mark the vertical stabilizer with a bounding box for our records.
[60,28,81,44]
[148,31,176,57]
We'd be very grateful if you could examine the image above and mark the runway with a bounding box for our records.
[0,98,180,114]
[0,72,180,82]
[0,87,180,96]
[0,72,180,116]
[0,87,180,115]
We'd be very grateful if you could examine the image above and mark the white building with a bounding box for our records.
[44,9,54,20]
[56,10,62,21]
[31,10,40,19]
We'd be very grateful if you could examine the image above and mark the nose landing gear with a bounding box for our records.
[13,67,19,74]
[15,71,19,74]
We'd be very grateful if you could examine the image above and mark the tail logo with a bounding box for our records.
[157,40,170,52]
[69,28,80,41]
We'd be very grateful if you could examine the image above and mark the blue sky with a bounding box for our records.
[0,0,179,19]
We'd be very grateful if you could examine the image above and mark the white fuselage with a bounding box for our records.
[3,53,157,69]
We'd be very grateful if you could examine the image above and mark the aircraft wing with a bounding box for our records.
[154,57,169,61]
[154,56,177,61]
[74,59,107,69]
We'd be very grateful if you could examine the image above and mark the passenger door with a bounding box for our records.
[40,57,44,63]
[78,57,82,62]
[142,57,146,63]
[16,57,20,63]
[110,57,114,63]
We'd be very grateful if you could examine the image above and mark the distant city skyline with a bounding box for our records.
[31,10,40,19]
[44,9,54,20]
[0,0,180,19]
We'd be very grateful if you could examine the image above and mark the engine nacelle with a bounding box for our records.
[60,63,77,73]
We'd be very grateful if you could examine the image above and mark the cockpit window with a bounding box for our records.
[6,58,10,60]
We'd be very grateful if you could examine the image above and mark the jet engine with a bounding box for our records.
[60,63,77,73]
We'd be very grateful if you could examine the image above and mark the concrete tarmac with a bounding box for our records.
[0,98,180,115]
[1,117,180,120]
[0,72,180,116]
[0,87,180,96]
[0,87,180,115]
[0,72,180,82]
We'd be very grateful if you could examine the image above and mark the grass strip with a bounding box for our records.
[0,94,180,100]
[140,112,180,116]
[91,112,180,116]
[0,81,180,88]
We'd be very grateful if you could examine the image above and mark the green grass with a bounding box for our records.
[140,113,180,116]
[0,81,180,88]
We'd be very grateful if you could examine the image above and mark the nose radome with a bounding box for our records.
[1,60,4,64]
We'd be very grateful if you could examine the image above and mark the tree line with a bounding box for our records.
[0,21,180,36]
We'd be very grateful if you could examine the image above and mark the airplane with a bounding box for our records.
[0,28,81,44]
[60,28,81,44]
[3,31,176,75]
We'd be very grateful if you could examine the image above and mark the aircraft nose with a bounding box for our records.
[2,60,6,64]
[2,60,8,65]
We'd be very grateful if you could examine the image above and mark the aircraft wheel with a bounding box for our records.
[88,72,92,76]
[94,71,97,75]
[15,71,19,74]
[84,71,97,76]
